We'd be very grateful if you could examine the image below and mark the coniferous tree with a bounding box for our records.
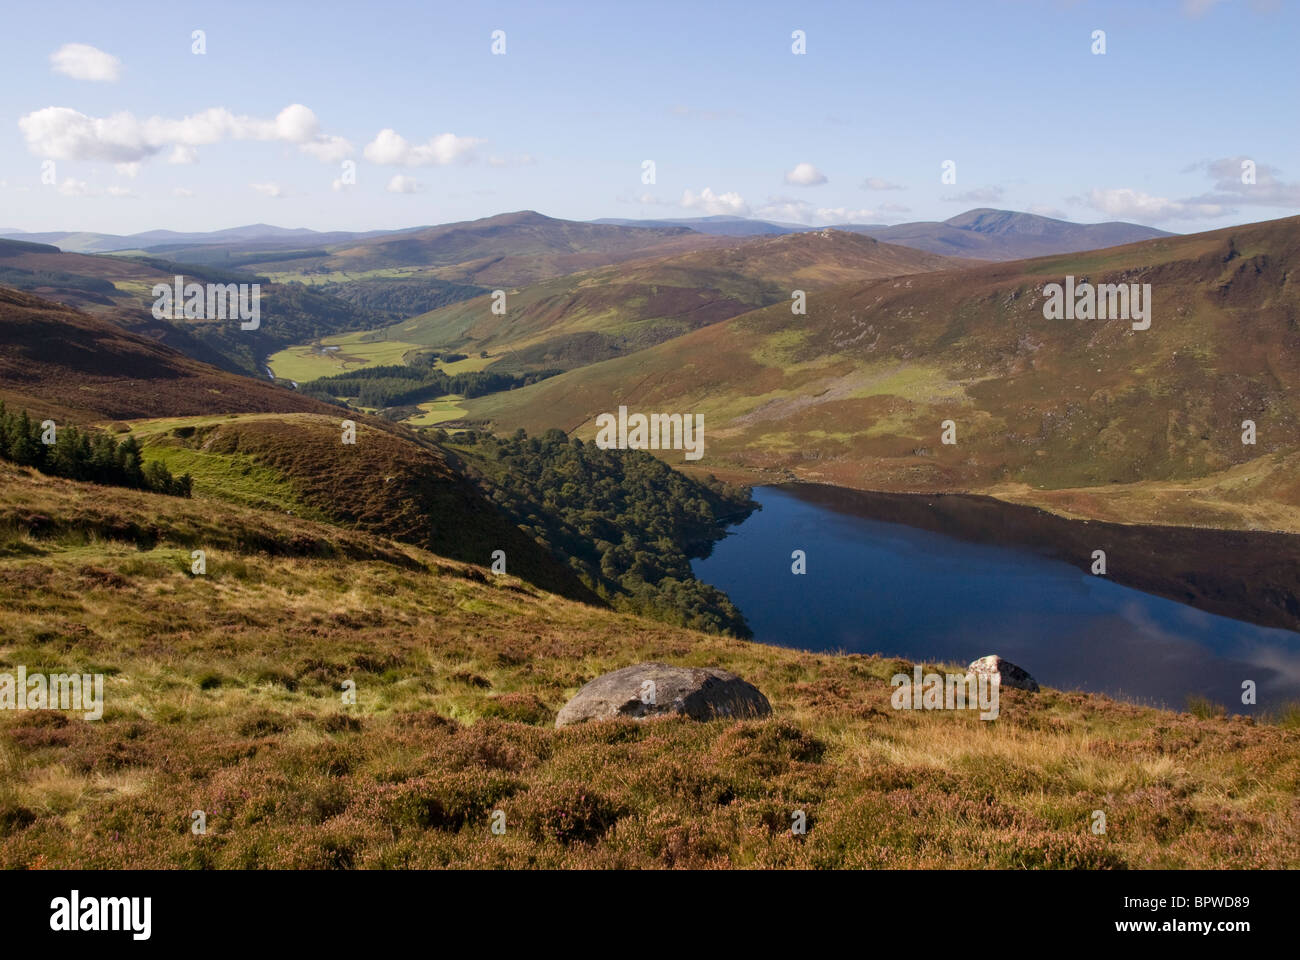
[0,406,191,497]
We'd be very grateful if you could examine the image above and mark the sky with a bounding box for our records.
[0,0,1297,236]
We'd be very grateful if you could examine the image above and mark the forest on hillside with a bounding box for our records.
[319,276,487,322]
[0,404,191,497]
[303,355,561,409]
[443,427,756,637]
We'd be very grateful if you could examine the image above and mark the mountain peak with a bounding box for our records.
[943,208,1054,233]
[482,210,556,226]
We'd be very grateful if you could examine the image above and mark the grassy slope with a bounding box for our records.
[0,286,328,422]
[265,332,496,385]
[465,216,1300,533]
[0,289,593,604]
[125,413,598,605]
[406,397,467,426]
[0,461,1296,868]
[245,211,731,288]
[265,332,426,383]
[377,230,960,374]
[0,247,383,377]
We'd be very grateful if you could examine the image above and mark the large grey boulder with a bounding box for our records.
[967,655,1040,692]
[555,662,772,728]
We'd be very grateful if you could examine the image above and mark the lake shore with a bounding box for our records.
[691,483,1300,712]
[770,482,1300,636]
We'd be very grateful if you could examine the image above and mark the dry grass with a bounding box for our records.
[1,463,1297,869]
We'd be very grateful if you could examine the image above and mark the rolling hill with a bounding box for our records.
[129,413,598,603]
[5,211,740,375]
[845,209,1173,261]
[3,231,1298,872]
[462,215,1300,533]
[0,286,327,421]
[593,215,815,236]
[343,230,963,381]
[3,449,1296,869]
[245,211,732,288]
[0,285,593,601]
[0,239,385,377]
[598,208,1172,260]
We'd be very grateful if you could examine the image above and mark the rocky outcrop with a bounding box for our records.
[555,662,772,727]
[967,655,1040,692]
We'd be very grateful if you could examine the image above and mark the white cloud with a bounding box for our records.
[364,129,483,166]
[18,103,352,166]
[167,145,198,165]
[172,187,194,198]
[299,135,353,163]
[860,176,903,191]
[942,185,1005,203]
[250,182,284,198]
[1027,203,1069,219]
[1080,187,1225,222]
[1184,156,1300,207]
[755,198,815,222]
[681,187,750,216]
[756,196,907,225]
[784,162,828,186]
[50,43,121,82]
[815,207,888,223]
[106,185,134,198]
[20,108,148,163]
[114,162,141,178]
[272,103,319,142]
[1069,159,1299,225]
[385,174,423,194]
[57,178,93,197]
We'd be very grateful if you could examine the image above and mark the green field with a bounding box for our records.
[266,331,424,382]
[436,354,498,375]
[256,266,429,286]
[124,416,331,521]
[405,396,469,426]
[267,332,500,385]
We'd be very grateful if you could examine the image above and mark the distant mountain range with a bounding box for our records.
[3,208,1172,263]
[2,206,1298,540]
[0,223,404,255]
[468,214,1300,535]
[593,215,813,237]
[0,208,1182,385]
[371,228,960,375]
[595,208,1173,259]
[257,210,721,286]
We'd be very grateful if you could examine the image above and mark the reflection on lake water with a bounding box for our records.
[691,485,1300,712]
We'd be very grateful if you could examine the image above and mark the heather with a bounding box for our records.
[2,462,1296,870]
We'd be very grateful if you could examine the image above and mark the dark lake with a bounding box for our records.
[691,484,1300,713]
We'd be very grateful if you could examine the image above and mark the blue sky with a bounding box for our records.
[1,0,1296,235]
